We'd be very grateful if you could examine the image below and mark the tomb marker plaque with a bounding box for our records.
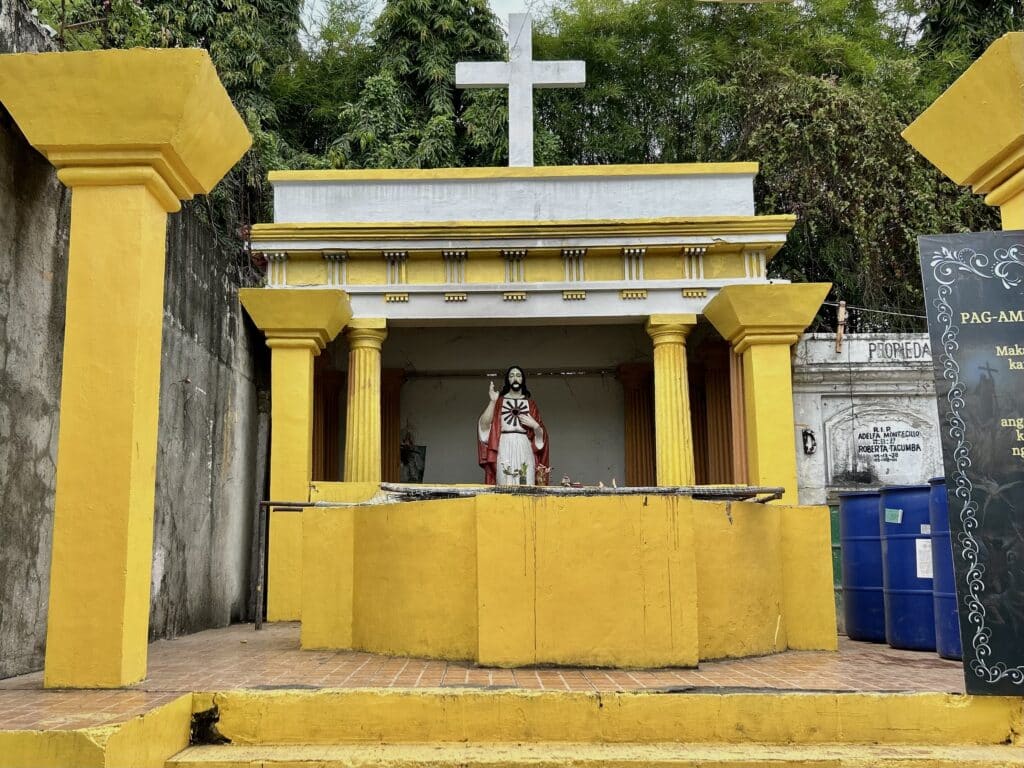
[920,231,1024,695]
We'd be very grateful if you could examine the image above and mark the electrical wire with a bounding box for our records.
[821,301,927,321]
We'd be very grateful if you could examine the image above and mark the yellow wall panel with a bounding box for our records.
[407,253,446,284]
[301,507,355,649]
[286,258,327,286]
[644,253,682,280]
[347,258,387,285]
[703,253,745,279]
[466,253,505,284]
[584,252,624,281]
[301,493,833,666]
[476,495,538,666]
[780,504,839,650]
[353,499,479,659]
[694,499,785,660]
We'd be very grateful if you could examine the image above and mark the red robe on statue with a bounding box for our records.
[478,396,550,485]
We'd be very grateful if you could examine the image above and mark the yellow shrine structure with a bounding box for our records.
[0,43,841,689]
[238,163,837,667]
[9,27,1024,768]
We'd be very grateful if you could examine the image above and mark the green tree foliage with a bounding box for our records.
[919,0,1024,60]
[531,0,931,165]
[530,0,1001,327]
[740,69,997,327]
[30,0,1021,320]
[270,1,376,157]
[329,0,509,167]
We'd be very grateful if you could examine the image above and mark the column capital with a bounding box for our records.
[346,318,388,350]
[902,33,1024,226]
[703,284,830,354]
[240,288,352,352]
[0,49,250,214]
[645,314,698,346]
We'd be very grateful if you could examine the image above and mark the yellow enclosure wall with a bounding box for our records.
[301,487,837,666]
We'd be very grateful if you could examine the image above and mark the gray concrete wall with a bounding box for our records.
[150,210,262,641]
[0,0,67,680]
[0,0,263,678]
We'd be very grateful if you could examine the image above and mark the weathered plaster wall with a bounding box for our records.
[0,0,66,680]
[150,213,262,640]
[0,0,262,678]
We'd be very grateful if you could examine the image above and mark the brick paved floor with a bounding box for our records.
[0,623,965,731]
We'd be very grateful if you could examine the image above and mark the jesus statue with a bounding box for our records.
[477,366,550,485]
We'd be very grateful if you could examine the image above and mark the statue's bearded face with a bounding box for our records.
[507,367,524,392]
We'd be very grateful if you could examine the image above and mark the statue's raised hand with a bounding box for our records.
[488,380,499,402]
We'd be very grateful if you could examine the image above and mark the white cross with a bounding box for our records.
[456,13,585,167]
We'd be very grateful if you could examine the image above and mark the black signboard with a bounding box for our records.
[920,231,1024,695]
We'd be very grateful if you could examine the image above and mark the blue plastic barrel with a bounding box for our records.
[839,490,885,642]
[929,477,963,660]
[879,485,936,651]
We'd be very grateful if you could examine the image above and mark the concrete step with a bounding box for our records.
[169,742,1024,768]
[197,690,1024,746]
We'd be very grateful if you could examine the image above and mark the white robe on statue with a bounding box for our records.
[478,396,543,485]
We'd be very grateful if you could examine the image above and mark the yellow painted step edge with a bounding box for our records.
[169,742,1024,768]
[0,694,192,768]
[204,690,1024,747]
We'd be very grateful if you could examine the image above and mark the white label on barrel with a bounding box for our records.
[885,508,903,524]
[916,539,933,579]
[921,524,931,534]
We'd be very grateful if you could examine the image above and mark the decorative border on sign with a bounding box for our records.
[929,243,1024,687]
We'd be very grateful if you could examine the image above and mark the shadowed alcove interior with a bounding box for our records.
[311,321,741,487]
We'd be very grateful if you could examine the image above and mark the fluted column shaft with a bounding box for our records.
[704,357,733,484]
[618,364,656,486]
[381,369,405,483]
[344,320,388,483]
[646,314,698,486]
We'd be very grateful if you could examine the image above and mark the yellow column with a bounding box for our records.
[0,49,250,688]
[344,320,388,482]
[645,314,698,486]
[902,33,1024,230]
[704,284,830,502]
[240,289,352,621]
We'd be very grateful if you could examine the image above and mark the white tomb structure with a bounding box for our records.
[792,333,944,505]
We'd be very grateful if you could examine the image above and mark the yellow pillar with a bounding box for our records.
[645,314,698,486]
[239,289,352,621]
[344,319,388,483]
[902,32,1024,230]
[0,49,250,688]
[704,284,830,502]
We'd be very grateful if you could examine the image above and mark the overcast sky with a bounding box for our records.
[490,0,531,22]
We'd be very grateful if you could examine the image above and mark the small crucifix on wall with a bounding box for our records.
[456,13,585,168]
